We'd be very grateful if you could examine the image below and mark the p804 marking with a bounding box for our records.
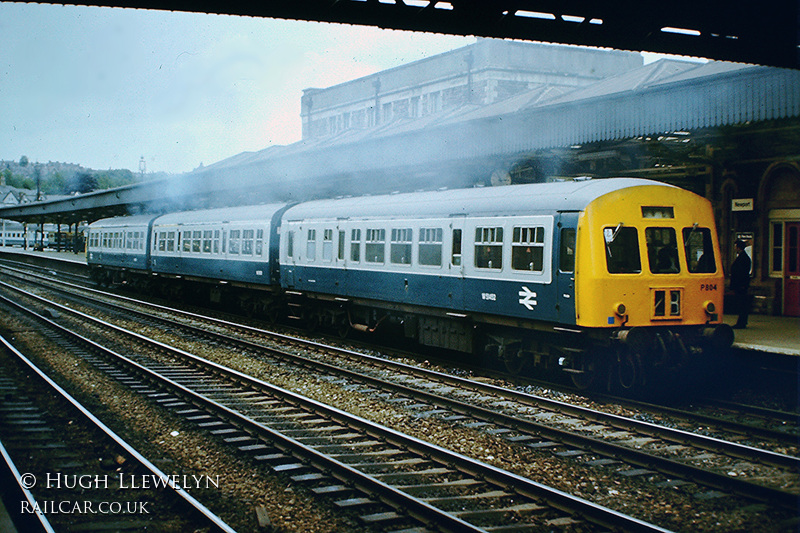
[700,283,718,291]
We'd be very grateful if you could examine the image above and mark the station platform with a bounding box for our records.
[1,246,798,357]
[0,247,86,265]
[722,314,800,357]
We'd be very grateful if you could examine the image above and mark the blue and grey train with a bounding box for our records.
[0,221,48,248]
[87,178,733,390]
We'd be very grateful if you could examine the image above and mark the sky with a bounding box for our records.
[0,3,475,174]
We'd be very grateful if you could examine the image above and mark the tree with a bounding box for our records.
[5,172,33,189]
[66,172,97,194]
[43,172,66,194]
[19,156,29,167]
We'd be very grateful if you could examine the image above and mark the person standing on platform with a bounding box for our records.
[730,239,751,329]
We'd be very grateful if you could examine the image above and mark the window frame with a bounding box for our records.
[419,227,443,268]
[511,225,545,272]
[604,225,642,274]
[390,227,413,265]
[365,228,385,264]
[645,226,680,274]
[474,226,504,270]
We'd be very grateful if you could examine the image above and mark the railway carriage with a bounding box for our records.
[86,178,733,391]
[0,221,48,248]
[86,214,155,285]
[280,178,732,390]
[148,204,290,310]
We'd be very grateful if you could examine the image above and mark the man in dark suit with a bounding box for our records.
[730,239,751,329]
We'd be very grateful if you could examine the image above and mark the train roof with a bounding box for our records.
[90,203,289,229]
[88,214,158,228]
[283,178,677,221]
[153,204,288,226]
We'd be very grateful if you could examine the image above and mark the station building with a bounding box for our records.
[301,39,643,139]
[295,39,800,317]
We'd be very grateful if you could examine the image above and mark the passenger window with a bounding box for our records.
[511,226,544,272]
[182,231,192,253]
[242,229,254,255]
[192,231,202,253]
[365,228,385,263]
[307,229,316,261]
[646,227,679,273]
[338,230,345,261]
[213,230,220,254]
[451,229,462,266]
[419,227,443,266]
[256,229,264,256]
[286,231,294,258]
[604,226,641,274]
[560,228,576,273]
[683,227,716,273]
[350,229,361,262]
[203,230,212,253]
[158,232,166,252]
[475,227,503,269]
[390,228,412,265]
[229,230,240,254]
[323,229,333,262]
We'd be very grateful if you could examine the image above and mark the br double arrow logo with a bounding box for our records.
[518,286,537,310]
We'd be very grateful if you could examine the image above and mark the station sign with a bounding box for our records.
[731,198,754,211]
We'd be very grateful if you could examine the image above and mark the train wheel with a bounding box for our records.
[502,345,528,375]
[336,316,350,339]
[617,351,643,391]
[303,310,320,333]
[570,354,599,390]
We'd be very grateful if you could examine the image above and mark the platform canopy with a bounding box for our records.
[6,0,798,69]
[0,58,798,226]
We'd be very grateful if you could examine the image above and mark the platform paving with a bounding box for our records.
[723,313,800,356]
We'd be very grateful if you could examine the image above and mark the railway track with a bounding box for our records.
[6,261,798,449]
[0,277,674,532]
[0,335,235,533]
[1,267,799,530]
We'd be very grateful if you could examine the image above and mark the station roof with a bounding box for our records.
[8,1,798,70]
[1,53,798,226]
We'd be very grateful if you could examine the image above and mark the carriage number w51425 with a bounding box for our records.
[482,293,497,301]
[700,283,717,291]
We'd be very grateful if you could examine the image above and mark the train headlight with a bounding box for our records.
[703,301,718,320]
[614,302,627,316]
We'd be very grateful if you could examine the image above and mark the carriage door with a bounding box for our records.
[785,222,800,316]
[555,212,579,324]
[449,219,466,309]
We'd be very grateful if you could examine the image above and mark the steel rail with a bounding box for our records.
[0,333,238,533]
[0,282,672,533]
[19,270,797,467]
[0,439,55,533]
[3,271,798,510]
[590,393,799,445]
[10,266,797,463]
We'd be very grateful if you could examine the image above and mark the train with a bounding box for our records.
[86,178,734,391]
[0,221,49,249]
